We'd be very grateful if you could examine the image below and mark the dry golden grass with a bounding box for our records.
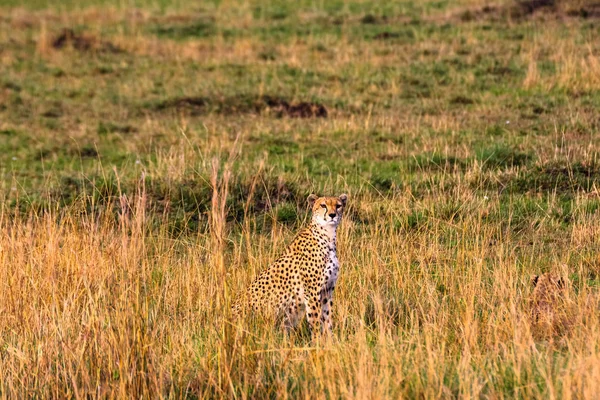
[2,165,600,397]
[2,0,600,397]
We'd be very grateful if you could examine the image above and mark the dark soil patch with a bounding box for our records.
[455,0,600,22]
[360,14,387,24]
[511,0,556,17]
[566,2,600,18]
[41,108,62,118]
[155,97,208,115]
[2,81,21,92]
[457,1,551,21]
[44,171,306,234]
[151,95,328,118]
[52,28,93,50]
[509,0,600,19]
[79,145,99,158]
[508,161,600,194]
[97,122,137,135]
[52,28,122,53]
[263,96,328,118]
[459,5,499,21]
[449,95,475,105]
[0,129,18,136]
[373,32,401,40]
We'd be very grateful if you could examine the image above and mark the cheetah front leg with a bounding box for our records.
[320,286,334,335]
[282,294,306,331]
[305,294,324,340]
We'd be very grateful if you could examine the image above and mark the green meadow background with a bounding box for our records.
[1,0,600,397]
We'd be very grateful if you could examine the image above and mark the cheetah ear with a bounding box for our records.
[557,277,565,289]
[339,193,348,206]
[530,275,539,287]
[307,194,318,208]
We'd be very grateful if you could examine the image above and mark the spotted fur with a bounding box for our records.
[529,272,572,341]
[233,193,348,336]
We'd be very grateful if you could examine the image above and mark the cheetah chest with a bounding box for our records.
[324,244,339,290]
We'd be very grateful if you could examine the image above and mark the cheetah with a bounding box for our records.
[529,272,573,341]
[233,193,348,337]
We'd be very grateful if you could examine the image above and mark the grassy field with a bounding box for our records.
[2,0,600,397]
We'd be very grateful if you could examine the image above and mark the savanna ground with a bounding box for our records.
[1,0,600,397]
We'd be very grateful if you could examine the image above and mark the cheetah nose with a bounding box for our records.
[328,213,337,219]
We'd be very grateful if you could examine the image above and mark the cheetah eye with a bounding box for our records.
[336,204,341,209]
[320,204,326,208]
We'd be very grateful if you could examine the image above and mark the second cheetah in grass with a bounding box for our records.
[233,193,348,337]
[529,272,573,341]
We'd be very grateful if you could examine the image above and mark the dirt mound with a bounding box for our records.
[565,1,600,18]
[152,95,328,118]
[52,28,122,53]
[456,0,600,21]
[262,96,328,118]
[156,97,208,115]
[511,0,600,18]
[512,0,556,17]
[373,32,401,40]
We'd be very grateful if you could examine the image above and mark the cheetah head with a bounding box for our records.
[307,193,348,227]
[530,273,566,305]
